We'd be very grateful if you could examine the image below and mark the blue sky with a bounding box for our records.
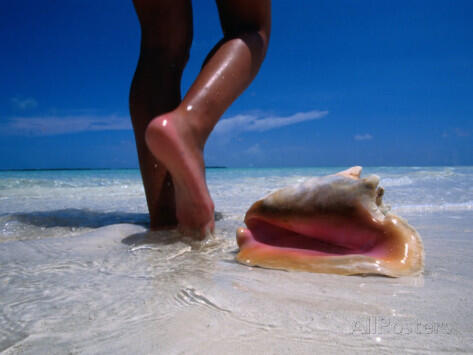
[1,0,472,169]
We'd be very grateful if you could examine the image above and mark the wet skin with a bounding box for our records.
[130,0,270,238]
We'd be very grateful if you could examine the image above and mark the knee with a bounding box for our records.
[223,26,269,50]
[218,0,271,51]
[221,21,270,62]
[257,27,270,50]
[140,31,192,69]
[230,29,270,64]
[253,28,270,56]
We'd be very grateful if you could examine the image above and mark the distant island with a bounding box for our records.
[1,166,228,171]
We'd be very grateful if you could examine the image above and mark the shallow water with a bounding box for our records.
[1,167,472,353]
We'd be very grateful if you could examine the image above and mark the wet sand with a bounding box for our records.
[1,210,472,354]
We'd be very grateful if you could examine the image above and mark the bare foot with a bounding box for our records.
[145,109,215,239]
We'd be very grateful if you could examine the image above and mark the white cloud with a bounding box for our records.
[1,109,329,137]
[454,128,470,137]
[442,128,471,138]
[11,97,38,110]
[354,133,373,141]
[214,110,328,135]
[1,115,132,136]
[244,143,263,156]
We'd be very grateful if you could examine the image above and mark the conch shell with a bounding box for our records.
[236,167,424,277]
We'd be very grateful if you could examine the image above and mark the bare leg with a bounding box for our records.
[129,0,193,229]
[145,0,271,238]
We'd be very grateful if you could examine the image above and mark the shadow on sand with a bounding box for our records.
[3,209,223,228]
[2,208,150,228]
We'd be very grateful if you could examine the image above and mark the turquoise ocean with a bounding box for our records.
[1,167,472,353]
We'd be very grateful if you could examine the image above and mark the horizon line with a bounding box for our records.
[1,164,472,172]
